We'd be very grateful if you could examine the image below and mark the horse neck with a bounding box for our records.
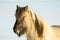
[26,29,42,40]
[26,23,42,40]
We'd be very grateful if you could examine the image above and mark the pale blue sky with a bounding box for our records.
[0,0,60,40]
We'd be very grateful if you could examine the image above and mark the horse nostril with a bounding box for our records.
[15,29,20,34]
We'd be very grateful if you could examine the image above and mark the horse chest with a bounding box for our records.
[27,34,42,40]
[27,34,36,40]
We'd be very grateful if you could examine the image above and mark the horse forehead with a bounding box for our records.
[21,11,30,17]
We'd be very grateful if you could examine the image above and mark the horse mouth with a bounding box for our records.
[16,27,27,37]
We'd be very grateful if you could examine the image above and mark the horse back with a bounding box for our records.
[51,25,60,40]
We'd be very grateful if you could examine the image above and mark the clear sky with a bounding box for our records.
[0,0,60,40]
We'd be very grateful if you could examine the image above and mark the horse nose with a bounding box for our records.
[13,21,17,33]
[13,27,20,34]
[13,26,17,33]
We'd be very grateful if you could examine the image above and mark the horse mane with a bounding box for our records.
[29,9,43,37]
[34,14,43,37]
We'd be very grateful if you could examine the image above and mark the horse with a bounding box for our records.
[13,5,60,40]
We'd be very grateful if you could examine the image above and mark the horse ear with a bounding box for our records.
[24,5,28,10]
[34,14,43,37]
[16,5,19,9]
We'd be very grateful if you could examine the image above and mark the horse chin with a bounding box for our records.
[17,32,23,37]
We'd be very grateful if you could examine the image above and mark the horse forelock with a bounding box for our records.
[15,5,29,19]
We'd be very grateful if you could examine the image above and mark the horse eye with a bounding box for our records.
[23,16,25,19]
[19,16,25,22]
[22,16,25,21]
